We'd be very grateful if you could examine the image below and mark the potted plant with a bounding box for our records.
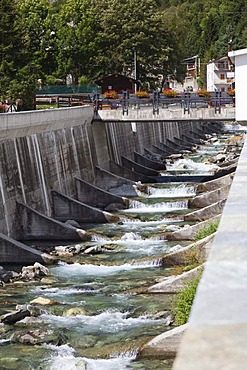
[226,88,235,96]
[162,88,178,98]
[103,90,118,99]
[0,103,7,113]
[196,88,211,98]
[135,90,149,98]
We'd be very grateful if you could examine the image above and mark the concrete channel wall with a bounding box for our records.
[0,106,95,238]
[173,136,247,370]
[0,106,233,242]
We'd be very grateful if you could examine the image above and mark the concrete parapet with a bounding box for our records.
[0,106,94,139]
[96,107,235,121]
[74,176,129,209]
[173,137,247,370]
[0,232,45,264]
[51,190,119,224]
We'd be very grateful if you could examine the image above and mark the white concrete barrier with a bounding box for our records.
[173,136,247,369]
[96,106,235,121]
[0,106,94,139]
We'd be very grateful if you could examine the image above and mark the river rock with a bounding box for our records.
[76,228,92,241]
[208,153,226,163]
[84,246,103,255]
[40,276,58,284]
[169,153,184,160]
[41,253,58,265]
[30,297,59,305]
[68,244,86,254]
[21,263,50,280]
[65,219,81,228]
[64,307,86,316]
[79,335,97,348]
[135,182,148,193]
[104,203,126,211]
[0,266,17,283]
[1,309,30,325]
[10,329,58,345]
[166,225,181,232]
[1,303,46,325]
[16,304,45,317]
[54,246,73,257]
[55,244,87,257]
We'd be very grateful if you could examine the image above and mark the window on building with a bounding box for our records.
[220,74,225,80]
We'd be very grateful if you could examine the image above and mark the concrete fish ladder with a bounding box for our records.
[0,232,47,264]
[74,176,129,209]
[15,202,92,241]
[51,190,119,223]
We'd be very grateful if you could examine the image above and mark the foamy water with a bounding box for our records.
[166,158,219,172]
[147,184,196,198]
[52,259,162,277]
[44,344,137,370]
[41,310,166,333]
[126,199,188,213]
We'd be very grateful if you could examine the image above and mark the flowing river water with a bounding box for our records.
[0,127,244,370]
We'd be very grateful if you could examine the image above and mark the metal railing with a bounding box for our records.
[93,91,235,116]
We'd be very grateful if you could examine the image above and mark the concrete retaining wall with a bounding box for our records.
[0,107,232,242]
[173,136,247,370]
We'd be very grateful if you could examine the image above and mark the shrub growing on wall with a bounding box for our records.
[173,272,202,325]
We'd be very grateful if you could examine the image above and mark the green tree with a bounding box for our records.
[91,0,176,89]
[56,0,98,83]
[18,0,57,81]
[0,0,35,109]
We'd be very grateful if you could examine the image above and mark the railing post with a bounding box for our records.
[152,90,160,115]
[122,91,129,115]
[93,93,100,111]
[183,92,191,114]
[214,91,221,114]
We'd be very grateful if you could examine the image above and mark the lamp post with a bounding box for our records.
[133,47,137,93]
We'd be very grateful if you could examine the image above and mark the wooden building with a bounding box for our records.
[95,74,139,94]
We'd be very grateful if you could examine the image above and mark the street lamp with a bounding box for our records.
[133,47,137,93]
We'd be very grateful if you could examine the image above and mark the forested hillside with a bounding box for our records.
[1,0,247,108]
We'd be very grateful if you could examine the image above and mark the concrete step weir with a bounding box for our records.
[74,176,129,209]
[94,166,141,196]
[51,190,119,224]
[108,160,152,183]
[133,151,166,170]
[121,156,160,177]
[0,232,46,264]
[16,202,91,241]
